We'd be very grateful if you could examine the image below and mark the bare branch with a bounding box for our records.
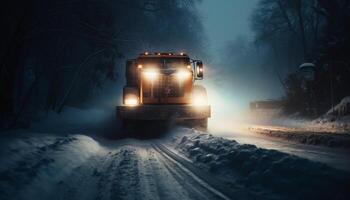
[277,0,300,39]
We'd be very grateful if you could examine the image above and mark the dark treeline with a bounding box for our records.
[224,0,350,117]
[0,0,205,128]
[252,0,350,116]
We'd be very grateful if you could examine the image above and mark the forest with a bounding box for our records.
[221,0,350,117]
[251,0,350,116]
[0,0,205,128]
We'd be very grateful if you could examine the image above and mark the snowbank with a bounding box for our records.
[0,133,101,200]
[173,129,350,199]
[247,97,350,134]
[246,97,350,148]
[249,126,350,148]
[312,96,350,131]
[327,96,350,116]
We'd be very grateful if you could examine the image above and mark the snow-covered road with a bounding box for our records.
[1,110,349,200]
[0,133,258,200]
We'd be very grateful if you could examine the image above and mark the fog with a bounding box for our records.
[198,0,284,130]
[198,0,259,56]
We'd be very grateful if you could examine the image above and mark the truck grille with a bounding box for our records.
[143,74,184,98]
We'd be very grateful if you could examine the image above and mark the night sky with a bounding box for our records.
[198,0,259,58]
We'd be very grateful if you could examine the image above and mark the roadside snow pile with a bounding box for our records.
[175,130,350,199]
[249,126,350,148]
[313,97,350,131]
[248,98,350,148]
[251,97,350,134]
[327,96,350,116]
[0,133,101,200]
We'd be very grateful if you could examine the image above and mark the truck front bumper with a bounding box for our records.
[116,105,211,120]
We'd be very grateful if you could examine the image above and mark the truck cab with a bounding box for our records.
[117,52,210,130]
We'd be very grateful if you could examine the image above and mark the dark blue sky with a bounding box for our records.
[198,0,259,57]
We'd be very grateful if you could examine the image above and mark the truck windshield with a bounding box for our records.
[138,57,190,69]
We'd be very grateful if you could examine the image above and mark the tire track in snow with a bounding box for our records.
[153,144,227,200]
[153,143,260,200]
[138,146,198,200]
[96,148,141,200]
[159,154,216,200]
[95,150,123,200]
[110,149,141,200]
[135,148,162,200]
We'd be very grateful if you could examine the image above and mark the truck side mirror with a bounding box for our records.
[195,61,204,79]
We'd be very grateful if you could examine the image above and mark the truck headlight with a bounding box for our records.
[176,70,191,81]
[192,96,208,106]
[125,95,138,106]
[143,69,159,81]
[192,90,208,106]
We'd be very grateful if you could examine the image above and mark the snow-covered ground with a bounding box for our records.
[248,125,350,148]
[1,107,350,200]
[1,128,349,200]
[241,97,350,150]
[314,96,350,131]
[0,131,255,200]
[0,133,101,200]
[171,128,350,199]
[212,128,350,171]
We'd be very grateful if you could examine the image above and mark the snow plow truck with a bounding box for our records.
[117,52,210,130]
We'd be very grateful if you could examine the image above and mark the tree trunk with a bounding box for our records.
[0,0,29,118]
[295,0,308,61]
[56,49,106,113]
